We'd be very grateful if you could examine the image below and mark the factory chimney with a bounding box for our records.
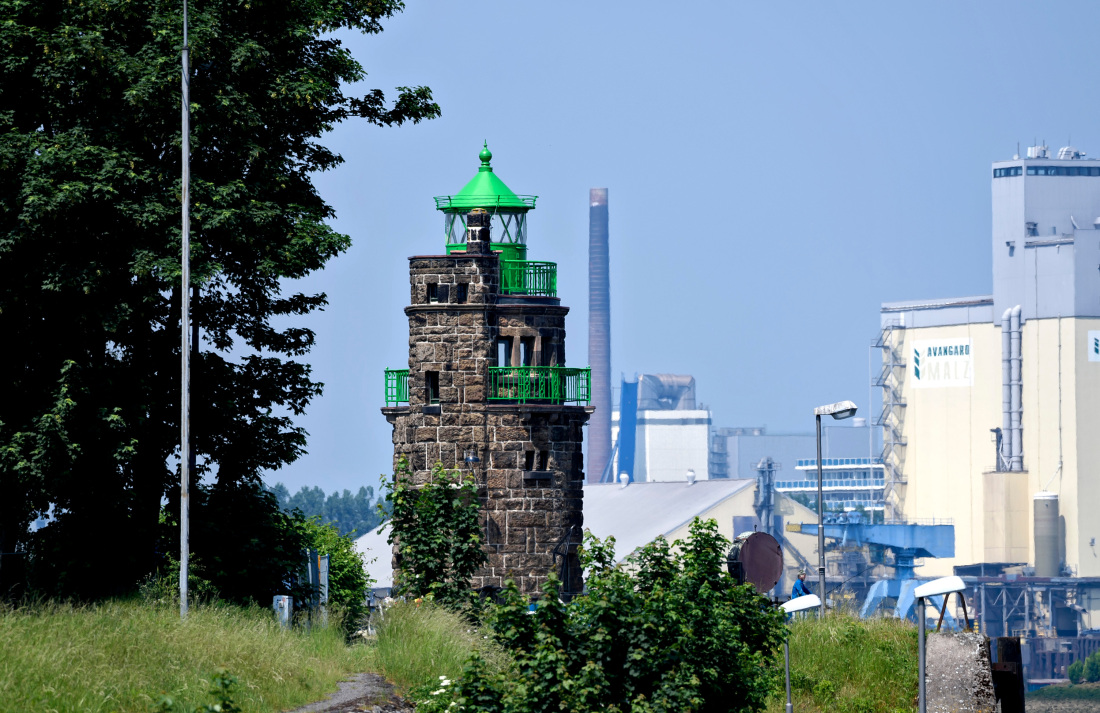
[588,188,612,484]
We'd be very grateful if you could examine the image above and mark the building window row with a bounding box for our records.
[994,165,1100,178]
[777,479,885,489]
[796,457,881,468]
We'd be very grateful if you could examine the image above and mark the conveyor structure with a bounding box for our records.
[789,519,959,627]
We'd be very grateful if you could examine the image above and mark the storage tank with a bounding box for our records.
[1033,491,1060,577]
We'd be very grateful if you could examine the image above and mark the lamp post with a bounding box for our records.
[913,576,967,713]
[812,400,857,616]
[179,0,192,621]
[780,593,821,713]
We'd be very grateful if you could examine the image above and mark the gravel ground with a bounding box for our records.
[283,673,413,713]
[926,632,997,713]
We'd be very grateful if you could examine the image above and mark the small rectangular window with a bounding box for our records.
[520,337,535,366]
[426,371,440,404]
[496,339,510,367]
[538,450,549,470]
[525,451,535,470]
[455,283,468,303]
[428,284,439,303]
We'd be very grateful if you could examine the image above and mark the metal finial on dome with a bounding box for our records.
[479,141,492,167]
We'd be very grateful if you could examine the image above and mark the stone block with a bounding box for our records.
[508,511,547,528]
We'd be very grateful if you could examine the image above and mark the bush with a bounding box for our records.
[417,517,787,713]
[382,459,485,608]
[1086,651,1100,683]
[1068,659,1085,684]
[297,516,372,635]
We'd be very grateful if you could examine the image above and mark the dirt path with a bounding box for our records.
[283,673,413,713]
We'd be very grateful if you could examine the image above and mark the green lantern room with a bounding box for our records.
[434,143,555,297]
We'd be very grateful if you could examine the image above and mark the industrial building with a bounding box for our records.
[877,144,1100,673]
[607,374,711,482]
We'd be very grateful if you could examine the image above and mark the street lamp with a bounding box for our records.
[813,400,857,615]
[913,576,967,713]
[780,593,822,713]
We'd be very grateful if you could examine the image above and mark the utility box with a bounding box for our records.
[272,595,292,628]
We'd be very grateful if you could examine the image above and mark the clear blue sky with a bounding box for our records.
[265,0,1100,494]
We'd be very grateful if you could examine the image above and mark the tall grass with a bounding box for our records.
[766,613,918,713]
[0,599,372,712]
[366,601,508,695]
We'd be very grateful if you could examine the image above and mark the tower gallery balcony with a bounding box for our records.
[382,366,591,407]
[487,365,591,405]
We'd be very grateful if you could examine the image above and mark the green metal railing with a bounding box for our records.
[384,368,409,406]
[500,260,557,297]
[487,366,591,405]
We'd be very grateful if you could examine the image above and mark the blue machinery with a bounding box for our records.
[790,519,960,628]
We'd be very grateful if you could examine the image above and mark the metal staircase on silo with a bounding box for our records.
[873,321,907,523]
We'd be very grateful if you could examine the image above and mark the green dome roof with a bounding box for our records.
[434,142,537,212]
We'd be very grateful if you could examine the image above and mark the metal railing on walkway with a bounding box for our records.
[488,366,591,404]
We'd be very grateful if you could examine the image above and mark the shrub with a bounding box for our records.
[1085,651,1100,683]
[297,516,372,634]
[382,459,485,608]
[418,517,787,713]
[1068,659,1084,684]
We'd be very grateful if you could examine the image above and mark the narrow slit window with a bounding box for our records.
[455,283,468,303]
[520,337,535,366]
[428,283,439,304]
[496,339,511,367]
[426,371,440,404]
[537,451,549,470]
[525,451,535,470]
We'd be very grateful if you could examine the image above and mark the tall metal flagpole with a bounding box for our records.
[180,0,191,620]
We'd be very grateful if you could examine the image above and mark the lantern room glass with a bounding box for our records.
[445,210,527,245]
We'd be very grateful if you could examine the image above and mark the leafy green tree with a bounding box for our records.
[270,482,383,536]
[1069,659,1085,684]
[383,459,485,607]
[418,518,787,713]
[0,0,438,597]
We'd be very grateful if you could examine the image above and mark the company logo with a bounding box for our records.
[911,338,973,389]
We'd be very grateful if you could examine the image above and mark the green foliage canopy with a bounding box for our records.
[418,519,788,713]
[270,482,384,537]
[0,0,438,597]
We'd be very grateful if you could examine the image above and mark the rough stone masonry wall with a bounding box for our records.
[481,407,586,595]
[384,252,588,596]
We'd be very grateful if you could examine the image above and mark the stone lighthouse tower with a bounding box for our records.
[381,144,591,595]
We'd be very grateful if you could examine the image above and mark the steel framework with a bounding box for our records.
[873,321,907,522]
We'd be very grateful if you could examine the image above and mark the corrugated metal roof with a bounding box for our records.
[582,480,755,561]
[357,479,757,588]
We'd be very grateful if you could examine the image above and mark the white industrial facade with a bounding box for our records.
[882,145,1100,589]
[610,408,711,482]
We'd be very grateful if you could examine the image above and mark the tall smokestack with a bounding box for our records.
[588,188,611,484]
